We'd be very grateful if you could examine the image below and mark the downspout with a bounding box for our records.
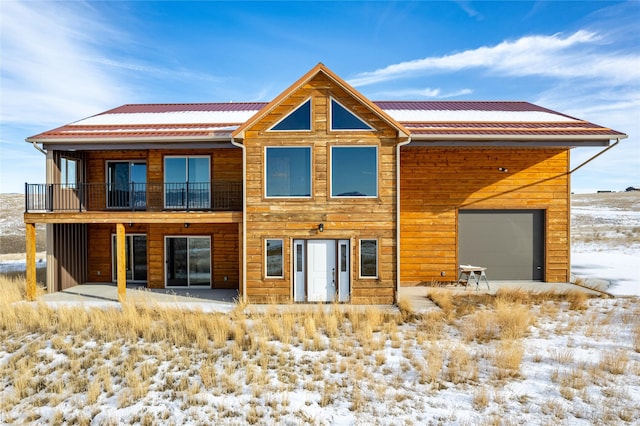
[568,139,620,174]
[396,137,412,304]
[230,137,247,302]
[31,141,47,155]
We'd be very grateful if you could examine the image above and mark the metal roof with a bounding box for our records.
[27,101,627,143]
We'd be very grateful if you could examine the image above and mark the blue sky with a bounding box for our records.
[1,0,638,193]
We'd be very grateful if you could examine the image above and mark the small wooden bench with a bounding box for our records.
[458,265,490,291]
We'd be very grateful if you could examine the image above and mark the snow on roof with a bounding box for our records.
[382,109,578,123]
[73,110,258,126]
[27,101,625,143]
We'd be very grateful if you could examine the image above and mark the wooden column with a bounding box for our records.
[26,223,37,301]
[116,223,126,302]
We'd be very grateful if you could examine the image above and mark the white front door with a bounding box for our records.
[307,240,336,302]
[294,239,350,302]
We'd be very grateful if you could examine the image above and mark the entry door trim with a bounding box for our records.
[293,239,350,303]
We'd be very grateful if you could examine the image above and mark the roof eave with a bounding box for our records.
[26,134,232,144]
[410,133,627,141]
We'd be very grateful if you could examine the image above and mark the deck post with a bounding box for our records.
[26,223,37,301]
[116,223,126,302]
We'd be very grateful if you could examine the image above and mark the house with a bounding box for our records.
[23,63,627,303]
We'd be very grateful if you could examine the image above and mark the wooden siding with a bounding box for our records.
[242,73,399,303]
[84,148,242,211]
[86,223,239,290]
[400,147,570,284]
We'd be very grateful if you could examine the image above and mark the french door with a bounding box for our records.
[165,236,211,287]
[111,234,147,282]
[293,239,350,302]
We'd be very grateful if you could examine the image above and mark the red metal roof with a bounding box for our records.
[102,102,268,114]
[27,101,626,142]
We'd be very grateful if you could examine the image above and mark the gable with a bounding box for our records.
[232,63,409,140]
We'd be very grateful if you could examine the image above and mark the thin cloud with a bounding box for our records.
[349,30,640,87]
[371,88,473,100]
[454,1,484,20]
[0,1,130,126]
[0,2,223,127]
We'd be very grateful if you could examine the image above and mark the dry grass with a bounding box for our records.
[1,278,638,424]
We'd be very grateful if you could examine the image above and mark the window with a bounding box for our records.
[269,98,312,131]
[60,157,77,188]
[164,156,210,209]
[360,239,378,278]
[107,161,147,209]
[265,147,311,197]
[265,239,284,278]
[331,146,378,197]
[330,98,373,131]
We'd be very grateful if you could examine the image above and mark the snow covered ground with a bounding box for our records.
[0,193,638,425]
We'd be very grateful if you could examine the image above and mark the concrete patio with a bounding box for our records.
[32,279,609,314]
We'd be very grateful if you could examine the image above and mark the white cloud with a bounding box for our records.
[349,30,640,87]
[0,1,133,126]
[371,87,473,100]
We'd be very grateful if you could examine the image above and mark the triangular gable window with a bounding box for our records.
[269,98,312,131]
[330,98,373,131]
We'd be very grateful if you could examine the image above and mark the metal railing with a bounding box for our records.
[25,182,242,212]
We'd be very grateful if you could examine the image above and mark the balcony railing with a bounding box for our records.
[25,182,242,213]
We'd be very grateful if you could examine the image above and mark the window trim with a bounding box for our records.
[359,239,378,279]
[329,97,374,132]
[329,145,379,198]
[267,97,313,132]
[265,238,285,279]
[264,146,313,199]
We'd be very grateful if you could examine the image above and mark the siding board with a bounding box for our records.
[400,147,569,284]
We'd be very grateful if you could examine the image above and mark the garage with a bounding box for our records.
[458,210,545,280]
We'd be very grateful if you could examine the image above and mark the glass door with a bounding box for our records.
[107,161,147,209]
[165,236,211,287]
[112,234,147,282]
[164,157,210,209]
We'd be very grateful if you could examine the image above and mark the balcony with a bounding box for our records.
[25,182,242,213]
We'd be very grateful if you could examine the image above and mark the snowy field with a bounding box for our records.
[0,193,639,425]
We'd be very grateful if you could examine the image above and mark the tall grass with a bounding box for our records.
[1,277,636,425]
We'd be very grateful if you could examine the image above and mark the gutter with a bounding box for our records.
[409,133,627,142]
[396,136,412,303]
[31,141,47,155]
[230,137,247,303]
